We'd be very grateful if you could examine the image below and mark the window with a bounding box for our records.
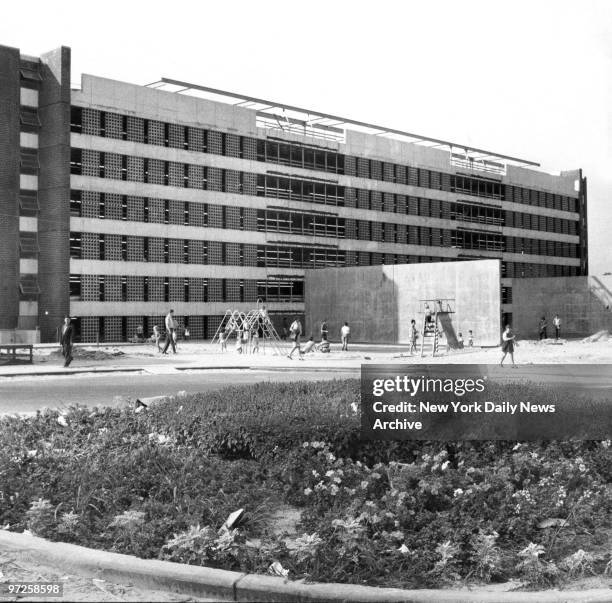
[70,107,82,133]
[20,107,41,129]
[99,234,106,260]
[19,232,38,257]
[69,275,81,300]
[99,112,106,137]
[19,190,39,216]
[99,193,106,219]
[69,232,81,258]
[69,191,82,217]
[70,149,82,175]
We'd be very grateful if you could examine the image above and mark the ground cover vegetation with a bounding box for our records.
[1,380,610,589]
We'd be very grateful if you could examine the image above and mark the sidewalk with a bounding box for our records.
[1,337,611,379]
[0,341,408,378]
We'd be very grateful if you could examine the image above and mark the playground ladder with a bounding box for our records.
[211,305,287,356]
[420,310,440,357]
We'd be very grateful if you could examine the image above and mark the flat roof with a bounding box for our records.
[146,77,540,170]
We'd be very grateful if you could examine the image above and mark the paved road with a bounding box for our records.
[0,369,359,414]
[1,363,610,415]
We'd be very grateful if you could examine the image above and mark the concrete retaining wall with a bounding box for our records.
[305,260,501,346]
[511,275,612,338]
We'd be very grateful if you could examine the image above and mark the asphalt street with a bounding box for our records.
[0,363,610,415]
[0,369,359,413]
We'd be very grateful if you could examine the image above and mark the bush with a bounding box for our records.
[1,380,610,589]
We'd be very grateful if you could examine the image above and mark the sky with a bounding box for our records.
[2,0,610,273]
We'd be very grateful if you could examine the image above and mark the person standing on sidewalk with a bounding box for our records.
[59,316,74,367]
[553,314,561,340]
[161,309,177,354]
[340,322,350,351]
[538,316,548,340]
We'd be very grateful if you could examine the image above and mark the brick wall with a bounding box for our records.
[0,46,20,329]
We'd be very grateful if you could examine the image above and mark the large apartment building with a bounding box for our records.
[0,45,588,343]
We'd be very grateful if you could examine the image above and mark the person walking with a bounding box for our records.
[320,318,329,342]
[500,324,517,368]
[287,317,303,359]
[161,309,177,354]
[59,316,74,367]
[539,316,548,340]
[340,322,350,351]
[410,319,418,354]
[553,314,561,340]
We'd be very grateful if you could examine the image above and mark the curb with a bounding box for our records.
[0,365,361,379]
[0,367,143,378]
[0,532,610,602]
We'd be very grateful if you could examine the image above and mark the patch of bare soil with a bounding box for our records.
[0,550,214,602]
[47,348,125,361]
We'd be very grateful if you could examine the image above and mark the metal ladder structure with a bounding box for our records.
[419,298,455,357]
[211,300,287,356]
[211,310,248,343]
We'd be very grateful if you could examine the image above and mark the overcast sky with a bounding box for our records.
[2,0,610,273]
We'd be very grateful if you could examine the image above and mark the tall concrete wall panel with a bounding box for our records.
[0,45,21,329]
[38,47,71,342]
[511,275,612,338]
[305,260,501,346]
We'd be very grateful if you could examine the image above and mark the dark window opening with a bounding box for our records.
[69,275,81,301]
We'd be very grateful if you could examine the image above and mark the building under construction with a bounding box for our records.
[0,44,588,343]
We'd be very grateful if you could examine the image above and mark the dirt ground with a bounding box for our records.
[28,333,612,368]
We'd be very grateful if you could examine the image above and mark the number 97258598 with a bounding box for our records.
[0,582,63,597]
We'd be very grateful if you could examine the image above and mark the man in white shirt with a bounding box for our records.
[553,314,561,340]
[341,322,350,351]
[287,317,303,359]
[161,309,177,354]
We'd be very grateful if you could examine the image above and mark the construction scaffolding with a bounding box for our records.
[420,298,457,357]
[211,299,287,355]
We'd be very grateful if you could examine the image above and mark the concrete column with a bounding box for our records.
[38,47,71,342]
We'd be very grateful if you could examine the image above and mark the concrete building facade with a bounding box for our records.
[0,44,588,343]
